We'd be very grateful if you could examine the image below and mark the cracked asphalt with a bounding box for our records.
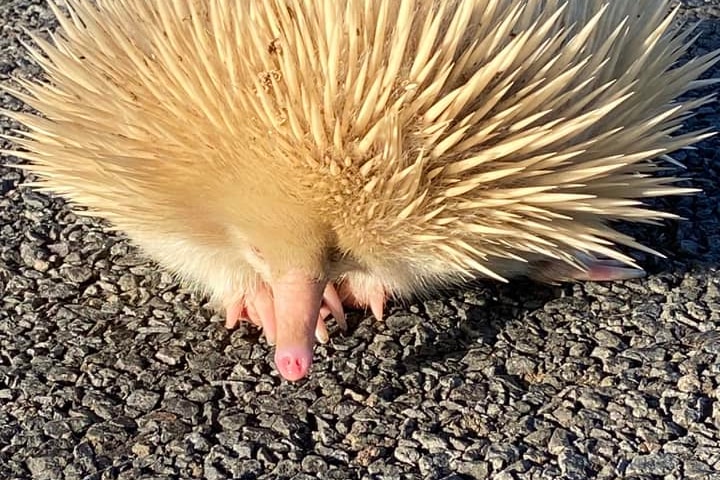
[1,1,720,479]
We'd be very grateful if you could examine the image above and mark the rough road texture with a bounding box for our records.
[1,1,720,479]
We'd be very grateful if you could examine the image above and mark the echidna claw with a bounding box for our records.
[223,282,280,345]
[247,283,277,343]
[315,317,330,344]
[369,289,385,322]
[224,298,246,329]
[322,283,347,330]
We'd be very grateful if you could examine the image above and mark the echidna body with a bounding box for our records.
[5,0,719,380]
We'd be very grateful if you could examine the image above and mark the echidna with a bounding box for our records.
[3,0,718,381]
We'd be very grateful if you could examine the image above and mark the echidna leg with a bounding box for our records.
[246,283,278,344]
[312,284,347,343]
[224,296,267,330]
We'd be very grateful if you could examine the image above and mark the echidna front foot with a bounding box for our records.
[223,283,279,343]
[338,278,387,321]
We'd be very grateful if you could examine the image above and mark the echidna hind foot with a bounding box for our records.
[524,256,648,284]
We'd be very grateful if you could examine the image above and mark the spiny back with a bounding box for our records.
[6,0,719,282]
[239,0,719,277]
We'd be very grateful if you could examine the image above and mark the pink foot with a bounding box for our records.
[223,283,278,342]
[224,298,248,329]
[338,279,386,321]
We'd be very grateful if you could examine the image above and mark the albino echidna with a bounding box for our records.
[3,0,719,381]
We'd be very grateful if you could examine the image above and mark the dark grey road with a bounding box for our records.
[1,1,720,479]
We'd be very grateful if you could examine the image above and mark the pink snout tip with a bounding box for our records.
[274,346,313,381]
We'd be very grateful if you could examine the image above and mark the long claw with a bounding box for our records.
[224,298,246,329]
[250,284,277,344]
[334,312,347,331]
[246,303,263,328]
[315,316,329,344]
[322,283,346,330]
[271,271,325,381]
[369,288,386,321]
[530,255,647,283]
[567,255,646,281]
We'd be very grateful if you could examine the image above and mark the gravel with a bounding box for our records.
[2,1,720,479]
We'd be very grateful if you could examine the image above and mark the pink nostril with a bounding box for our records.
[275,349,312,381]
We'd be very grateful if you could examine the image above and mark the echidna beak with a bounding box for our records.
[271,270,326,381]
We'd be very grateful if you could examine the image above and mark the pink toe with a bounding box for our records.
[274,347,313,381]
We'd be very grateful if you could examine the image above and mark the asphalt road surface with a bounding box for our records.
[1,1,720,479]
